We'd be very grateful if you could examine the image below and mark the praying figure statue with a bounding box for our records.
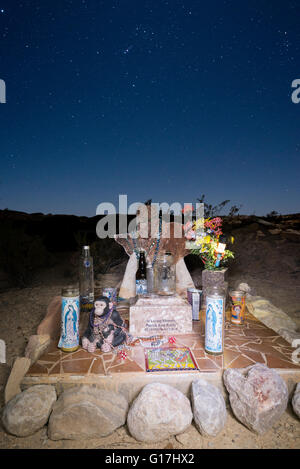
[82,296,128,353]
[114,204,195,298]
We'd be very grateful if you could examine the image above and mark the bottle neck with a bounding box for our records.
[82,246,90,258]
[139,252,146,268]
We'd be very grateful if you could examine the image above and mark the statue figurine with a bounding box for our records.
[81,296,128,353]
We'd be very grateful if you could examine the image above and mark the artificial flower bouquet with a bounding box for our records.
[184,216,234,271]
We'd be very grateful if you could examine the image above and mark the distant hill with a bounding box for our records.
[0,209,299,252]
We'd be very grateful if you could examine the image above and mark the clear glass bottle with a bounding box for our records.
[146,258,154,294]
[79,245,94,309]
[153,252,176,296]
[205,285,226,355]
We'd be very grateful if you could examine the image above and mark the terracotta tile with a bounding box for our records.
[225,337,253,346]
[226,321,247,330]
[193,349,207,360]
[27,363,50,376]
[226,354,259,369]
[271,347,300,364]
[192,322,202,334]
[35,352,60,363]
[176,336,202,349]
[89,349,103,358]
[61,348,91,360]
[36,360,61,373]
[102,352,115,364]
[108,358,145,374]
[265,354,300,370]
[48,363,63,374]
[273,337,291,347]
[279,346,297,355]
[243,329,278,339]
[196,358,222,371]
[244,342,276,354]
[61,358,94,374]
[203,352,223,364]
[241,350,265,364]
[89,357,106,375]
[224,349,241,367]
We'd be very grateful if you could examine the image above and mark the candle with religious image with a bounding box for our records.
[58,286,80,352]
[205,286,225,355]
[230,290,246,325]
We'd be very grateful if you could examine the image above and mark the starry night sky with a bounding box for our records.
[0,0,299,216]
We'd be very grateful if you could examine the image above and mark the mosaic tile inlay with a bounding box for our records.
[26,307,300,379]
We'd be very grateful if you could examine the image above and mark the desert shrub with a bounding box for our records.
[0,223,50,287]
[266,210,280,218]
[197,194,241,218]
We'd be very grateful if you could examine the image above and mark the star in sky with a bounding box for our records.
[0,0,299,216]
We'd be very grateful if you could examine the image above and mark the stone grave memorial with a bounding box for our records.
[3,205,300,442]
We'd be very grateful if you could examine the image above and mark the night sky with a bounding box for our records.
[0,0,299,216]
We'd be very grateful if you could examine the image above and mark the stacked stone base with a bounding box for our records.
[2,365,300,441]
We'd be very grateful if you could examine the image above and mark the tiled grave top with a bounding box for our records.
[26,307,300,379]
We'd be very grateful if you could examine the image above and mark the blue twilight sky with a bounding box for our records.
[0,0,299,216]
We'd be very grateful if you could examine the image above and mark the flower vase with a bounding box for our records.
[201,268,228,307]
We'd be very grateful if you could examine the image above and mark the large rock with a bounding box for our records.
[127,383,193,442]
[223,364,288,434]
[191,379,227,437]
[48,385,128,440]
[292,383,300,419]
[2,385,57,437]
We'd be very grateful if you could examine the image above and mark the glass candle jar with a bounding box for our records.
[58,285,80,352]
[153,252,176,296]
[205,285,226,355]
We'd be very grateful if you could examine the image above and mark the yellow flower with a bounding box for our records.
[195,237,204,246]
[194,218,205,230]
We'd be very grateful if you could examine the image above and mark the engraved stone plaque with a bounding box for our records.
[129,295,193,337]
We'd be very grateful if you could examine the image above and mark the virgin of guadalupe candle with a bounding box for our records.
[205,286,225,355]
[58,286,80,352]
